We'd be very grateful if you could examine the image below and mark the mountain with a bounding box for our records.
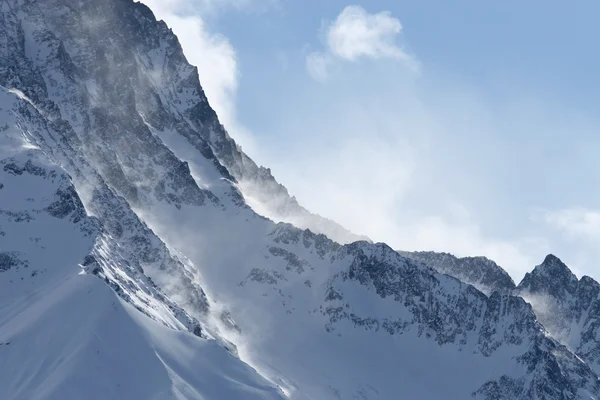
[399,251,516,295]
[1,0,599,399]
[400,250,600,382]
[516,255,600,376]
[0,95,284,400]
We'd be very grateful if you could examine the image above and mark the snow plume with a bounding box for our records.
[138,1,600,284]
[257,61,550,279]
[518,291,576,348]
[125,200,288,386]
[532,207,600,279]
[542,208,600,242]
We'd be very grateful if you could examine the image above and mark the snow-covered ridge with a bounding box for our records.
[1,0,599,398]
[401,249,600,381]
[399,250,516,295]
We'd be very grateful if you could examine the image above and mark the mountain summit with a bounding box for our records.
[516,255,600,376]
[407,250,600,380]
[518,254,580,298]
[1,0,599,399]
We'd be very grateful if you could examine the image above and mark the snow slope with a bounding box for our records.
[0,274,284,400]
[0,88,285,400]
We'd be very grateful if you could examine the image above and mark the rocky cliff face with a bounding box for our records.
[516,255,600,376]
[400,250,600,383]
[1,0,599,399]
[399,250,516,295]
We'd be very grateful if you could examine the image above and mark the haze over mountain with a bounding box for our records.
[140,0,600,283]
[1,0,600,399]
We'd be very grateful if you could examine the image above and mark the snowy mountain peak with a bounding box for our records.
[539,253,575,276]
[542,253,568,266]
[515,255,600,377]
[399,250,600,381]
[518,254,579,297]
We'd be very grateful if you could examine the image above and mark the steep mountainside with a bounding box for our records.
[0,90,284,400]
[1,0,599,399]
[401,250,600,381]
[399,251,516,295]
[516,255,600,376]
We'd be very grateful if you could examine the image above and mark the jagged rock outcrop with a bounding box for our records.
[403,250,600,380]
[399,250,516,295]
[516,254,600,376]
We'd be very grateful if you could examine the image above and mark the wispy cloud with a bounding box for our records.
[328,6,411,62]
[305,52,331,82]
[530,207,600,277]
[541,208,600,241]
[306,5,418,81]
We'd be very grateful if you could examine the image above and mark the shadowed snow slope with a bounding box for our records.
[0,275,284,400]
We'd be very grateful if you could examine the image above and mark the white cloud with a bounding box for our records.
[306,5,418,80]
[328,6,408,61]
[542,208,600,241]
[530,207,600,278]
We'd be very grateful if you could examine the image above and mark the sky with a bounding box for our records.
[139,0,600,282]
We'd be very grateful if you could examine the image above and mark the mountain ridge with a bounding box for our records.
[404,249,600,380]
[1,0,599,398]
[399,250,517,295]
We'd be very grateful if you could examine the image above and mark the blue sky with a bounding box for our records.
[141,0,600,282]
